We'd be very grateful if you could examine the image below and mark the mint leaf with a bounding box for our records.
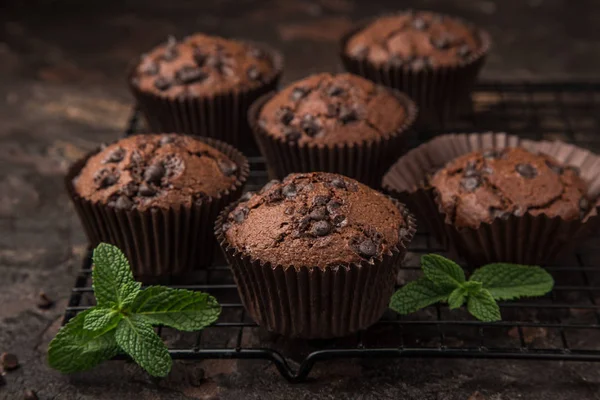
[469,263,554,300]
[92,243,141,309]
[115,315,171,377]
[131,286,221,331]
[83,308,122,332]
[463,280,483,294]
[448,287,467,309]
[48,309,120,373]
[421,254,465,290]
[390,278,454,314]
[467,288,501,322]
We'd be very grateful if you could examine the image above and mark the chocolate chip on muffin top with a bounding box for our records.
[345,11,483,68]
[258,73,407,145]
[132,34,274,97]
[74,134,239,211]
[223,172,409,267]
[430,147,592,228]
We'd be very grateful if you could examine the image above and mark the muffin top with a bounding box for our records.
[345,11,483,68]
[131,34,275,97]
[430,147,592,229]
[222,172,409,267]
[74,134,239,211]
[257,73,408,145]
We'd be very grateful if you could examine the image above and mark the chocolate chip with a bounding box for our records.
[301,114,321,137]
[311,220,331,236]
[231,206,249,223]
[513,207,526,217]
[141,61,159,75]
[218,159,238,177]
[154,76,172,91]
[1,353,19,371]
[330,178,347,189]
[144,163,165,184]
[298,216,311,231]
[240,192,254,201]
[332,214,347,227]
[464,164,479,178]
[278,107,294,125]
[261,179,280,193]
[266,188,284,203]
[461,176,480,192]
[327,201,342,213]
[284,206,295,215]
[516,163,537,179]
[247,66,261,81]
[221,222,232,232]
[37,291,54,310]
[24,389,38,400]
[312,195,330,206]
[458,44,471,59]
[122,182,138,197]
[249,47,266,59]
[349,44,368,59]
[163,36,179,61]
[176,66,207,84]
[411,57,431,70]
[358,239,377,257]
[309,207,327,221]
[105,147,125,163]
[282,183,297,198]
[326,103,339,117]
[483,149,502,160]
[160,135,175,145]
[290,87,308,101]
[481,166,494,175]
[431,36,450,50]
[193,48,207,66]
[545,160,563,175]
[491,209,510,220]
[206,55,226,72]
[115,195,134,210]
[138,183,156,197]
[94,169,119,189]
[339,105,358,124]
[283,126,302,142]
[413,18,428,30]
[327,85,344,97]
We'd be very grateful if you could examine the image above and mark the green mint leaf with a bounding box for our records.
[115,315,172,377]
[48,309,120,373]
[421,254,465,290]
[131,286,221,331]
[92,243,141,309]
[469,263,554,300]
[463,280,483,294]
[390,278,454,314]
[467,288,501,322]
[448,287,467,309]
[83,308,122,332]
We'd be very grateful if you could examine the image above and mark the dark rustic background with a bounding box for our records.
[1,0,600,399]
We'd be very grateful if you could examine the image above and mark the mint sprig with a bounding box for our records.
[48,243,221,377]
[390,255,554,322]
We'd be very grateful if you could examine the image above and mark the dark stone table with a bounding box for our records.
[1,0,600,398]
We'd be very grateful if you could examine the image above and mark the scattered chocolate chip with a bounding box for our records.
[1,353,19,371]
[282,183,297,198]
[311,220,331,236]
[516,163,537,179]
[481,165,494,175]
[330,178,347,189]
[160,135,175,146]
[349,44,368,59]
[412,18,428,30]
[327,85,344,97]
[218,159,238,177]
[249,47,266,59]
[138,183,156,197]
[431,36,450,50]
[261,179,280,193]
[115,195,134,210]
[290,87,308,101]
[221,222,232,232]
[37,291,54,310]
[163,36,179,61]
[327,201,342,213]
[298,216,311,231]
[332,214,347,227]
[339,105,358,124]
[122,182,138,197]
[464,163,479,178]
[231,206,249,223]
[411,57,431,70]
[483,149,502,160]
[266,188,284,203]
[282,126,302,142]
[24,389,38,400]
[193,48,207,66]
[284,206,295,215]
[545,160,563,175]
[144,163,165,184]
[278,107,294,125]
[491,209,510,220]
[461,176,481,192]
[240,192,254,201]
[154,76,172,91]
[141,61,159,75]
[358,239,377,257]
[326,103,339,117]
[94,169,119,189]
[296,205,309,215]
[105,147,125,163]
[513,207,526,217]
[301,114,321,137]
[309,207,328,221]
[247,66,261,81]
[206,55,226,72]
[457,44,471,59]
[312,195,330,206]
[176,66,207,84]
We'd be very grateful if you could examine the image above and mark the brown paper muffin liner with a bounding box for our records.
[66,137,250,282]
[382,132,600,266]
[128,41,284,150]
[339,13,491,127]
[215,197,417,339]
[248,89,418,189]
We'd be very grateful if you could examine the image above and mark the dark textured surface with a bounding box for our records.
[2,0,600,399]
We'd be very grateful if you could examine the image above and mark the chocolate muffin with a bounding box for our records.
[430,147,592,229]
[249,73,417,187]
[129,34,283,148]
[340,11,490,125]
[216,172,416,338]
[67,134,249,280]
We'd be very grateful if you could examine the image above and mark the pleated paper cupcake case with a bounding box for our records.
[382,132,600,266]
[215,198,417,339]
[66,137,250,281]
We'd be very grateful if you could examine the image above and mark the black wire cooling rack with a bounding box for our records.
[64,81,600,382]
